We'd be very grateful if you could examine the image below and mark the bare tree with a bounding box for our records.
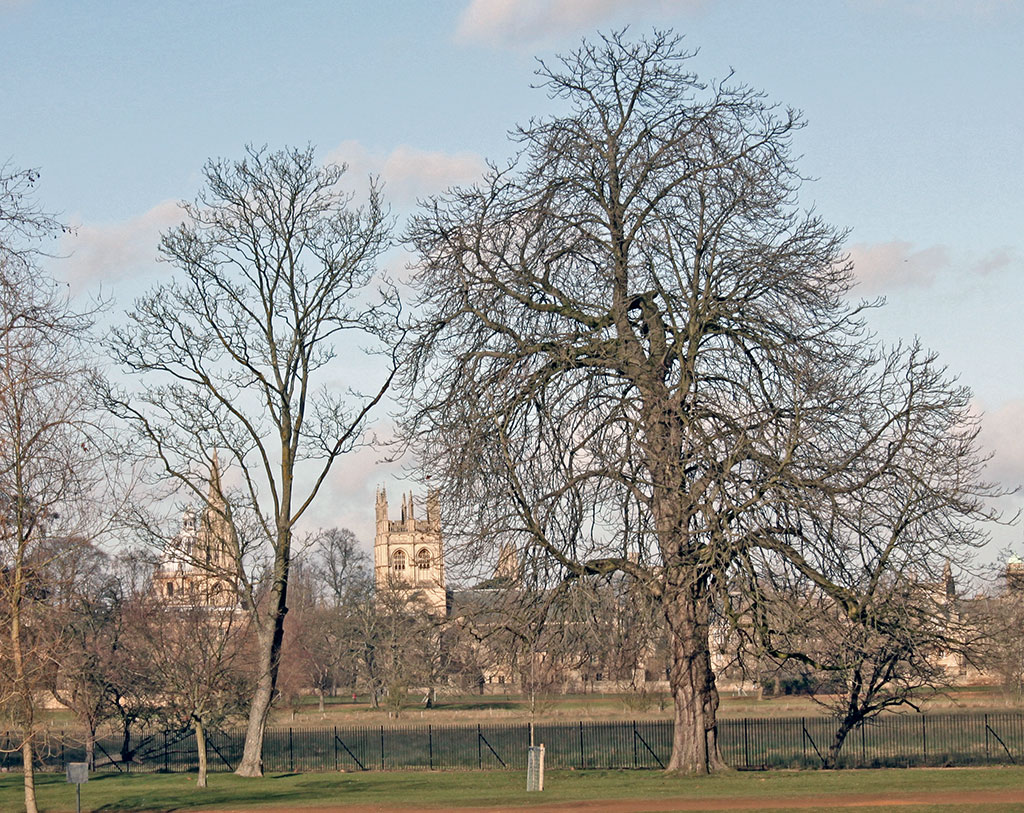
[106,145,400,776]
[310,527,366,607]
[46,544,121,770]
[136,592,250,786]
[0,164,103,813]
[746,569,966,767]
[401,31,996,773]
[354,575,438,717]
[976,553,1024,705]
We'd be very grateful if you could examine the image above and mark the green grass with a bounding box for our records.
[2,766,1024,813]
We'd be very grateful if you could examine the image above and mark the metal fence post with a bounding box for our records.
[985,714,990,761]
[579,721,585,769]
[428,725,433,770]
[380,726,385,770]
[743,718,750,769]
[334,726,338,772]
[632,721,638,768]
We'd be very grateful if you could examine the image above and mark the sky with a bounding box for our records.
[2,0,1022,568]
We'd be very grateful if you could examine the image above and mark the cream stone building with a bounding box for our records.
[153,454,237,608]
[374,487,446,614]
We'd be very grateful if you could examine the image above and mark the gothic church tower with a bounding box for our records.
[374,487,445,614]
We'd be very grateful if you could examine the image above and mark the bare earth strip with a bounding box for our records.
[201,788,1024,813]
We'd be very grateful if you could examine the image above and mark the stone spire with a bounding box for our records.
[494,541,521,584]
[942,560,955,601]
[207,449,224,506]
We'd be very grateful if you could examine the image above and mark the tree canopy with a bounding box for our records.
[401,31,995,772]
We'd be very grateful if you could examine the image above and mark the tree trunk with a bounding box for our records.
[22,740,37,813]
[11,561,39,813]
[86,728,96,771]
[195,717,208,788]
[824,715,858,769]
[663,590,726,774]
[235,582,288,777]
[120,717,132,766]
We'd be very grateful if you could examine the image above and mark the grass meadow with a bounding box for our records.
[2,766,1024,813]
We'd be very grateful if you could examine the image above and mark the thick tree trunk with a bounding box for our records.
[663,591,726,774]
[195,717,208,788]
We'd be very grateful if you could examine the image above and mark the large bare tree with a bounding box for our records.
[107,145,400,776]
[401,32,995,773]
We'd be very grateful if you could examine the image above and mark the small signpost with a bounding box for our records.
[66,762,88,813]
[526,743,545,792]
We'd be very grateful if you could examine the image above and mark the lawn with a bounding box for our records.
[2,766,1024,813]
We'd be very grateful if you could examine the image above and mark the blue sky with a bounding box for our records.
[3,0,1022,562]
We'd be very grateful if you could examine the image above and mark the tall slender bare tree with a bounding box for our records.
[106,145,400,776]
[0,164,102,813]
[401,32,995,772]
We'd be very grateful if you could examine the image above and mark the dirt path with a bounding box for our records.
[202,787,1024,812]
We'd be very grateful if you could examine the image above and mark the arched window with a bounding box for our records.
[416,549,431,570]
[392,550,406,572]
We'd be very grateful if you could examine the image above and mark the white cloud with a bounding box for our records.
[977,399,1024,488]
[56,200,181,294]
[325,140,487,206]
[298,422,409,551]
[848,241,1020,296]
[847,240,951,295]
[970,247,1017,277]
[455,0,708,47]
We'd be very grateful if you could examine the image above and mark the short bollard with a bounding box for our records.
[526,744,545,792]
[66,762,88,813]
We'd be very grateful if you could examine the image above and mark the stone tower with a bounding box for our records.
[374,486,445,614]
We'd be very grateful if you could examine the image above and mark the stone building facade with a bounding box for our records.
[153,454,237,608]
[374,487,446,614]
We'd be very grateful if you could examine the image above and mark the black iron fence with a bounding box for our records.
[2,712,1021,774]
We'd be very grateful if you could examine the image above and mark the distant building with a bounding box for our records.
[153,453,237,608]
[374,487,446,614]
[1007,554,1024,591]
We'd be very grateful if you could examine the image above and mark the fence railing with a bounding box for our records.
[2,712,1021,774]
